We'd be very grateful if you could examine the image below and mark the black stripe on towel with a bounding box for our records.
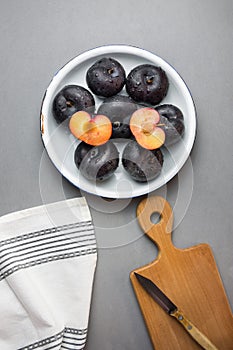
[0,221,97,280]
[17,327,88,350]
[0,233,96,268]
[1,226,94,254]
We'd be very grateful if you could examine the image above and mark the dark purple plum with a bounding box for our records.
[52,85,95,123]
[97,95,138,139]
[122,140,163,182]
[74,141,119,181]
[155,104,185,146]
[126,64,169,105]
[86,57,126,98]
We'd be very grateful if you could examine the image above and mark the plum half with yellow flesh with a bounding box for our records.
[69,111,112,146]
[130,107,165,150]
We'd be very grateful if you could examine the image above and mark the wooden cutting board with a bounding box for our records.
[130,196,233,350]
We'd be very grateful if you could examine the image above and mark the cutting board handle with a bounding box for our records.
[137,196,174,253]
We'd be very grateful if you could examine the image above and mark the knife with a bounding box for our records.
[134,272,219,350]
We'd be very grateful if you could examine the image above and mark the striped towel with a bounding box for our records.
[0,197,97,350]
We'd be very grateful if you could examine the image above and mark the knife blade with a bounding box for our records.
[134,272,219,350]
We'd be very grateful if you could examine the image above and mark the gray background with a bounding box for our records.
[0,0,232,349]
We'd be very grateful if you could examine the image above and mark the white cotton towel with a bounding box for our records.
[0,197,97,350]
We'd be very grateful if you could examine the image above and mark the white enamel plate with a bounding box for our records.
[40,45,196,198]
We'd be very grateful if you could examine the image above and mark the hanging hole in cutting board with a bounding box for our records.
[150,212,162,225]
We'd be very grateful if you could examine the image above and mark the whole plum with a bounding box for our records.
[126,64,169,105]
[155,104,185,146]
[97,95,138,139]
[74,141,119,181]
[122,140,163,182]
[86,57,126,98]
[52,85,95,124]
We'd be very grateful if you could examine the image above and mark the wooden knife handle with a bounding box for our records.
[170,309,219,350]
